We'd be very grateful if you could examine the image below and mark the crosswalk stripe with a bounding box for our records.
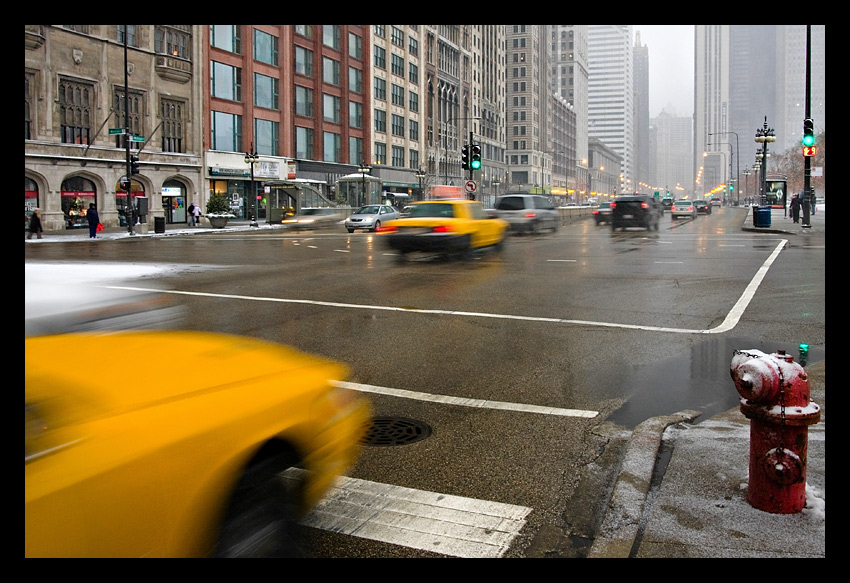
[292,472,532,558]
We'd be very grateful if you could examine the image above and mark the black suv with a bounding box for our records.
[610,195,661,231]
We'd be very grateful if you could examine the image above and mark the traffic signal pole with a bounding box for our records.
[802,25,813,229]
[123,25,134,235]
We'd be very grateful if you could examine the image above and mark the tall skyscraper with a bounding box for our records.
[588,25,634,193]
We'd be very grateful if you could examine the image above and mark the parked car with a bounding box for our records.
[593,202,613,225]
[670,200,697,219]
[493,194,559,234]
[344,204,401,232]
[25,330,371,557]
[379,199,508,260]
[610,195,661,231]
[281,207,344,229]
[693,200,711,215]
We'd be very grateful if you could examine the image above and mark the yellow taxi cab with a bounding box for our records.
[378,199,508,260]
[25,330,371,558]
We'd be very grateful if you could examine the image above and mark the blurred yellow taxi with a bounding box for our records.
[25,330,371,558]
[378,199,508,260]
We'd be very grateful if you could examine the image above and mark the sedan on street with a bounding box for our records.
[593,202,613,225]
[281,207,345,229]
[379,199,508,260]
[670,200,697,219]
[345,204,401,232]
[693,200,711,215]
[25,330,371,558]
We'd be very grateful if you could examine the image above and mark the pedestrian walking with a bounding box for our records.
[790,194,802,223]
[188,202,195,226]
[26,209,43,240]
[192,203,201,226]
[87,203,100,238]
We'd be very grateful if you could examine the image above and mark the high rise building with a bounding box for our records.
[588,25,634,193]
[550,25,588,196]
[633,31,650,188]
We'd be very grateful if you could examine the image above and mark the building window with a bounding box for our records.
[409,119,419,141]
[374,109,386,133]
[323,25,340,50]
[349,136,363,166]
[348,32,362,60]
[391,26,404,47]
[295,86,313,117]
[211,111,242,152]
[392,145,404,167]
[374,142,386,166]
[161,98,185,153]
[117,25,137,47]
[409,149,419,170]
[349,66,362,94]
[323,56,340,86]
[155,26,191,60]
[58,77,93,145]
[255,118,279,156]
[391,84,404,107]
[211,61,241,102]
[374,46,386,70]
[391,54,404,77]
[349,101,363,129]
[323,131,341,162]
[113,88,144,146]
[25,73,34,140]
[294,46,313,76]
[391,114,404,137]
[296,126,314,159]
[374,77,386,101]
[409,91,419,112]
[211,25,241,54]
[254,29,278,65]
[409,62,419,84]
[254,73,279,110]
[323,94,341,124]
[294,25,314,39]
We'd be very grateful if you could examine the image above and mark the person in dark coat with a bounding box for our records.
[27,209,43,239]
[789,194,802,224]
[87,203,100,238]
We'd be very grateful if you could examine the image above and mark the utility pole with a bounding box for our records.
[123,25,134,235]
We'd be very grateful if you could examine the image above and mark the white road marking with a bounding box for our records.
[331,380,598,418]
[287,470,532,558]
[103,238,786,336]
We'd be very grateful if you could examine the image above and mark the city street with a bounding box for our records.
[25,206,825,557]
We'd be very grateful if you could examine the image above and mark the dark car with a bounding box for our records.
[610,195,661,231]
[593,202,613,225]
[693,200,711,215]
[660,198,674,211]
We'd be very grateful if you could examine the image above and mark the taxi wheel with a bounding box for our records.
[214,454,303,558]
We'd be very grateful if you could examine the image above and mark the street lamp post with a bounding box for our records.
[415,168,426,201]
[754,117,776,205]
[244,146,260,227]
[358,161,372,207]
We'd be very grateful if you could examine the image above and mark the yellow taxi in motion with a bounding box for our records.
[25,330,371,558]
[378,199,509,260]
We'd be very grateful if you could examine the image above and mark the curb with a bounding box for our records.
[586,409,701,559]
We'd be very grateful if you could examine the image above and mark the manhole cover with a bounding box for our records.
[361,417,432,446]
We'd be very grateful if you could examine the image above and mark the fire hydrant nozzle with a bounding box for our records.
[730,349,821,514]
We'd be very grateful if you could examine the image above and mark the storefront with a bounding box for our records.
[206,151,292,223]
[61,176,97,229]
[162,182,187,224]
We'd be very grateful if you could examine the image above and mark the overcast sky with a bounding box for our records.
[634,25,695,119]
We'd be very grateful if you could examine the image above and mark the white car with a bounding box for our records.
[670,200,697,219]
[344,204,401,232]
[710,199,721,207]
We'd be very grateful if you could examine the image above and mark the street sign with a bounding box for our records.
[108,128,125,135]
[130,135,145,142]
[464,180,477,193]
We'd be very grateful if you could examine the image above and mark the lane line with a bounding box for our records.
[331,380,598,418]
[104,239,786,336]
[287,470,532,558]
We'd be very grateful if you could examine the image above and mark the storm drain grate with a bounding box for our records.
[361,416,432,446]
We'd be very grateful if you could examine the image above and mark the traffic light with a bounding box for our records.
[801,118,815,147]
[470,144,482,170]
[130,155,140,175]
[461,144,470,170]
[119,179,130,192]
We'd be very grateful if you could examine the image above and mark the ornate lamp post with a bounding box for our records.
[754,117,776,205]
[244,146,260,227]
[358,161,372,207]
[415,168,426,201]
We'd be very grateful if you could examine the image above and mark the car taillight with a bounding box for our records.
[593,210,599,215]
[641,202,649,209]
[432,225,454,233]
[610,202,616,209]
[376,225,396,233]
[524,212,537,219]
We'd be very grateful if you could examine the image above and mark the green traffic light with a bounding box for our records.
[802,133,815,147]
[470,159,481,170]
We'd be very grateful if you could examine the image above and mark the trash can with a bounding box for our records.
[154,216,165,234]
[753,206,772,228]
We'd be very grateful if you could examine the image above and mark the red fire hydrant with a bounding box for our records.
[730,349,821,514]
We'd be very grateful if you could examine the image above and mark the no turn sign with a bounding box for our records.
[464,180,477,193]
